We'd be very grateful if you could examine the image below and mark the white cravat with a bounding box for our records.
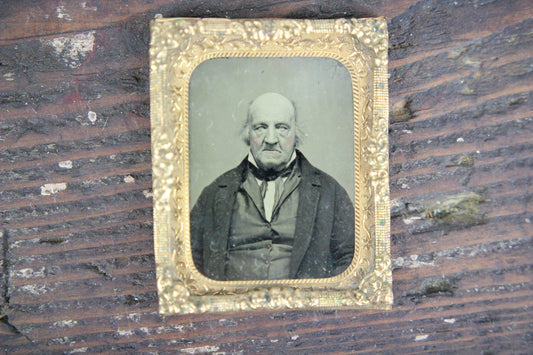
[263,180,276,221]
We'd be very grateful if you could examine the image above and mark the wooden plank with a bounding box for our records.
[1,0,532,353]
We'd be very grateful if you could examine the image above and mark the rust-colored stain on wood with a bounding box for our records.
[1,0,532,353]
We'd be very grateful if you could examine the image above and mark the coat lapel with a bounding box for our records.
[209,160,247,280]
[241,173,266,220]
[289,153,321,278]
[271,168,301,219]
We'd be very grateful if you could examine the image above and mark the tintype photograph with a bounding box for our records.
[189,57,355,281]
[150,17,391,314]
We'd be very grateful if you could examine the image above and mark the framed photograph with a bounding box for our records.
[150,17,391,314]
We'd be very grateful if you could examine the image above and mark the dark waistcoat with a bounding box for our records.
[226,169,301,280]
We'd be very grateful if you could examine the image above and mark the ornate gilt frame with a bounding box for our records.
[150,17,391,315]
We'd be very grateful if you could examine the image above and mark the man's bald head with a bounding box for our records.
[249,92,295,123]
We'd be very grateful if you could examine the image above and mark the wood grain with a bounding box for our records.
[1,0,532,353]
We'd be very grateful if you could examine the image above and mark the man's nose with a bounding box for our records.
[264,128,278,144]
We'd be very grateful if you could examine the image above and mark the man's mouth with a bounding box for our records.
[263,149,281,153]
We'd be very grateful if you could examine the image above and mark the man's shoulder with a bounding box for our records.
[200,160,246,192]
[212,165,243,184]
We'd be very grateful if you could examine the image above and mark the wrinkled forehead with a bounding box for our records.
[249,93,295,124]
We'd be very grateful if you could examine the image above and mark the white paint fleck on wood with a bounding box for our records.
[392,256,436,269]
[59,160,73,169]
[415,334,429,341]
[15,267,46,279]
[124,175,135,183]
[19,284,50,296]
[116,329,134,337]
[402,216,422,225]
[88,111,97,123]
[44,32,95,68]
[56,4,72,21]
[41,182,67,195]
[181,345,220,354]
[3,72,15,81]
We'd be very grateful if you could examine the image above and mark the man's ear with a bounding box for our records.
[241,126,251,146]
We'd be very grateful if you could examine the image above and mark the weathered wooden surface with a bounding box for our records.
[1,0,532,353]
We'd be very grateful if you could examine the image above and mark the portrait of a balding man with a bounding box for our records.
[190,92,355,281]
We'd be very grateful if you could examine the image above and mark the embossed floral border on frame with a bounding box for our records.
[150,17,391,315]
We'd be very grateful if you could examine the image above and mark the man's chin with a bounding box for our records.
[257,159,285,171]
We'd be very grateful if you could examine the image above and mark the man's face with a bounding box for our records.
[248,94,296,171]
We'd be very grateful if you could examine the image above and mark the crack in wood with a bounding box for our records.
[1,229,34,343]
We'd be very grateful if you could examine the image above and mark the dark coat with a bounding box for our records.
[190,151,355,280]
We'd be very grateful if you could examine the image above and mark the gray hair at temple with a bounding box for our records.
[241,92,304,147]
